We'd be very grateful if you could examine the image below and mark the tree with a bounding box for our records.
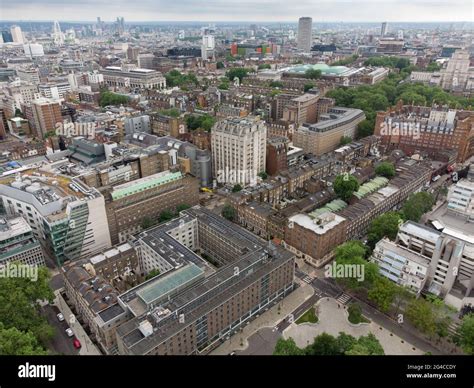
[375,161,396,178]
[333,174,360,202]
[232,184,243,193]
[99,91,129,107]
[339,136,352,146]
[270,81,284,88]
[306,333,342,355]
[258,171,268,180]
[14,108,23,117]
[159,210,175,223]
[356,119,374,138]
[406,298,437,337]
[165,70,200,88]
[367,212,402,249]
[0,324,48,355]
[258,63,271,70]
[176,204,191,213]
[336,332,357,354]
[221,204,236,221]
[226,68,251,82]
[273,337,303,355]
[333,241,378,289]
[159,108,180,118]
[185,114,216,132]
[141,216,155,230]
[426,62,441,72]
[216,61,225,69]
[144,269,161,281]
[367,276,397,312]
[457,314,474,355]
[345,333,384,355]
[0,265,54,350]
[305,68,322,80]
[304,83,315,92]
[401,192,435,222]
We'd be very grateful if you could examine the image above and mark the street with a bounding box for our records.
[41,304,79,356]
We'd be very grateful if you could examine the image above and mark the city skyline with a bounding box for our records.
[2,0,473,23]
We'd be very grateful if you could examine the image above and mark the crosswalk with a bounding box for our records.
[336,293,352,305]
[302,275,314,284]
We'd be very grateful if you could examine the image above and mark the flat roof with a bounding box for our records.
[137,263,204,306]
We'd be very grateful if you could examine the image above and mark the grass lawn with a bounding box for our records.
[347,303,370,324]
[296,307,318,324]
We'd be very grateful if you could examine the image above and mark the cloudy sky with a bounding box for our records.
[3,0,473,22]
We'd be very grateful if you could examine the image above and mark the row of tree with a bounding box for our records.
[274,332,384,355]
[0,266,54,355]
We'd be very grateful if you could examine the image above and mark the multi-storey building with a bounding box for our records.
[0,172,111,265]
[105,170,199,244]
[297,17,312,52]
[27,97,63,138]
[0,216,45,267]
[293,107,365,156]
[285,212,347,267]
[114,207,295,355]
[212,116,267,187]
[337,161,432,239]
[374,104,474,162]
[371,237,430,294]
[101,66,166,90]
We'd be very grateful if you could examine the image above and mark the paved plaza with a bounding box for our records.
[283,298,423,355]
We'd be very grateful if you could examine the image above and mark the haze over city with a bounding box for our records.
[0,0,473,386]
[3,0,473,22]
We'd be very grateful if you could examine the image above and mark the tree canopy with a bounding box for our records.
[226,67,252,82]
[333,174,360,202]
[401,192,435,222]
[375,161,396,178]
[367,211,402,249]
[305,68,322,80]
[457,313,474,355]
[185,114,216,132]
[99,91,129,107]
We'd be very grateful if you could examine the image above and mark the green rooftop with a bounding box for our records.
[309,199,348,219]
[353,177,389,199]
[287,63,351,76]
[137,263,204,306]
[111,171,183,200]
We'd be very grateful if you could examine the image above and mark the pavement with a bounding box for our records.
[54,290,102,355]
[283,298,426,355]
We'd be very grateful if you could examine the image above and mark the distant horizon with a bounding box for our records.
[3,0,472,24]
[1,20,473,25]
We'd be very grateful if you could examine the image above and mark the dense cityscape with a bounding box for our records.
[0,0,473,384]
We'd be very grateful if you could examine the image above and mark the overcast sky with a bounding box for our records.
[3,0,473,22]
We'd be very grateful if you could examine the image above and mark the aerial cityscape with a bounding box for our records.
[0,0,473,384]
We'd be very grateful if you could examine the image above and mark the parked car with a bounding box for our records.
[73,338,81,349]
[56,313,64,322]
[65,328,74,337]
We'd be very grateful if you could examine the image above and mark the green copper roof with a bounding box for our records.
[353,177,389,199]
[309,199,348,219]
[287,63,351,75]
[111,171,183,200]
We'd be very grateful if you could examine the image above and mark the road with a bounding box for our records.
[237,269,441,355]
[41,304,79,355]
